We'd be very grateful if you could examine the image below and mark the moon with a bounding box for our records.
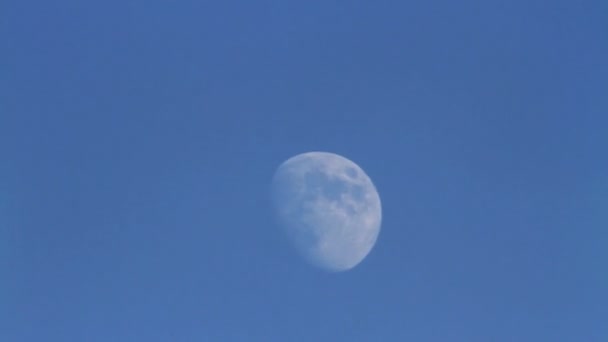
[271,151,382,272]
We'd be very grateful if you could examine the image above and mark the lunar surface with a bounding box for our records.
[271,151,382,272]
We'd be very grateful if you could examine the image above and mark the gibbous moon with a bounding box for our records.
[271,151,382,272]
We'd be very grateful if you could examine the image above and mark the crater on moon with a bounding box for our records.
[271,151,382,272]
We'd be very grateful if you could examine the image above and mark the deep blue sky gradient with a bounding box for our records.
[1,0,607,340]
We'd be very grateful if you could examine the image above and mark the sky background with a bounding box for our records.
[1,0,607,341]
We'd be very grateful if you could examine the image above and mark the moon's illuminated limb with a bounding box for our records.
[271,151,382,272]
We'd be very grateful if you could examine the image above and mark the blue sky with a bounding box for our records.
[1,0,607,340]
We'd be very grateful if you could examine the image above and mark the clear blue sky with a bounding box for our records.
[1,0,607,341]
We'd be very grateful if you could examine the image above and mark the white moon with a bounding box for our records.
[271,151,382,272]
